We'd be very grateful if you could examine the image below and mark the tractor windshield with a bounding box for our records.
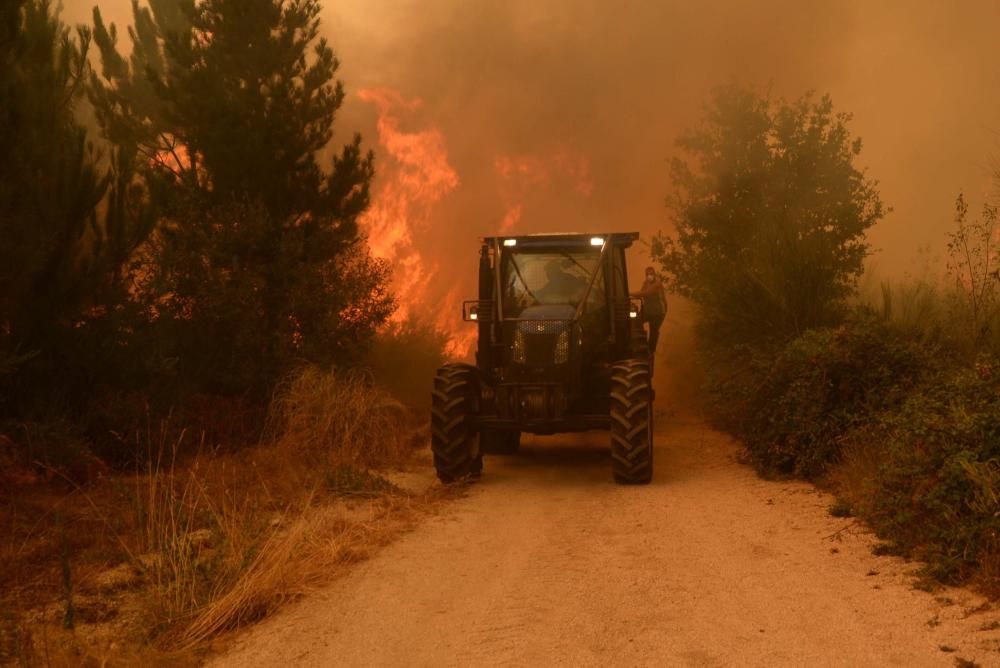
[501,248,603,318]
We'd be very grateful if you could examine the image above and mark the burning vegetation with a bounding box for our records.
[2,0,1000,663]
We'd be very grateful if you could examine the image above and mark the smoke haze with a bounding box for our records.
[62,0,1000,344]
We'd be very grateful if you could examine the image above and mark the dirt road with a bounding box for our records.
[213,411,1000,667]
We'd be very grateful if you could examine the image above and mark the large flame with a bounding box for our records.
[359,90,596,360]
[358,88,475,358]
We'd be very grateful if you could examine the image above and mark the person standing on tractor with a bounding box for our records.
[631,266,667,362]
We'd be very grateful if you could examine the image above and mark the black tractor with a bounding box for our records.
[431,233,654,485]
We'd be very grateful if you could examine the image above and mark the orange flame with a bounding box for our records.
[359,92,596,360]
[358,88,475,358]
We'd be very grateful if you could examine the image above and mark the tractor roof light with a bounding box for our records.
[590,237,605,246]
[503,239,517,247]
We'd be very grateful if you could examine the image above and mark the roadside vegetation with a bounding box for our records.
[655,84,1000,597]
[0,0,450,664]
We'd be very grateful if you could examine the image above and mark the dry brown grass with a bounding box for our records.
[267,366,410,468]
[826,427,889,518]
[176,492,432,648]
[2,366,435,663]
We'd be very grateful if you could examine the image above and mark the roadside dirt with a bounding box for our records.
[211,411,1000,667]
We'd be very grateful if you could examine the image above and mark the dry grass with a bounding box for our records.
[177,492,431,648]
[826,427,889,519]
[267,366,410,468]
[1,366,435,662]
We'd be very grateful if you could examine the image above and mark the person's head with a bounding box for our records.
[644,266,656,282]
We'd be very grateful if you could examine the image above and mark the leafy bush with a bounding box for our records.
[866,363,1000,584]
[715,311,930,478]
[702,305,1000,590]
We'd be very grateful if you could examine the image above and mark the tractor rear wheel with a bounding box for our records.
[431,364,482,483]
[480,429,521,455]
[610,359,654,484]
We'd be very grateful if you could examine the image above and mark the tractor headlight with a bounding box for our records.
[554,330,569,364]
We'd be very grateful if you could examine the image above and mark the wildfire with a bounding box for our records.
[358,88,475,358]
[358,89,596,360]
[149,135,196,182]
[494,150,594,232]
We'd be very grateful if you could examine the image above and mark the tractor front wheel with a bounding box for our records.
[431,364,482,483]
[610,359,654,484]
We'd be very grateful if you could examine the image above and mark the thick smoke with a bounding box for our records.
[62,0,1000,346]
[323,0,998,264]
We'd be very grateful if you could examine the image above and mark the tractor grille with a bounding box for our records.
[512,320,571,366]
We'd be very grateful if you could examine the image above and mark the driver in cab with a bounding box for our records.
[536,262,588,305]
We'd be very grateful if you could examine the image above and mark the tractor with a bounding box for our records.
[431,232,654,485]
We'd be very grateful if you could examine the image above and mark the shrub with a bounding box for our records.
[867,363,1000,583]
[725,311,930,478]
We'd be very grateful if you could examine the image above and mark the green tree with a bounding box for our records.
[90,0,393,393]
[652,85,886,344]
[0,0,107,391]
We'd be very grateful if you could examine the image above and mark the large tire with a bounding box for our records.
[610,359,654,484]
[480,428,521,455]
[431,364,482,483]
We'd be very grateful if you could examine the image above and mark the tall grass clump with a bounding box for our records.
[267,366,410,468]
[110,367,416,649]
[877,278,1000,359]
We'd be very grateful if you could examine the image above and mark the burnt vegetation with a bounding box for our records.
[656,84,1000,596]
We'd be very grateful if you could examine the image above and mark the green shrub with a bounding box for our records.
[867,363,1000,583]
[723,311,930,478]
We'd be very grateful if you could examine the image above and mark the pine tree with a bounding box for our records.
[0,1,107,373]
[90,0,393,392]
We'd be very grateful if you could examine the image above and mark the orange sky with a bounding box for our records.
[63,0,1000,305]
